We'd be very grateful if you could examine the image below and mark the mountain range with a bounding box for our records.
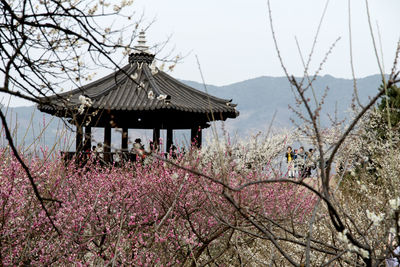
[0,74,383,150]
[184,74,382,132]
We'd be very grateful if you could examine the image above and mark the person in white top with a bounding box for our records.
[95,142,104,159]
[131,138,145,162]
[386,233,399,267]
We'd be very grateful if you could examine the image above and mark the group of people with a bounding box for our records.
[285,146,316,178]
[84,138,146,164]
[85,138,179,165]
[130,138,179,159]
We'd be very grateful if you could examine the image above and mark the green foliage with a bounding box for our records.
[348,84,400,181]
[377,83,400,128]
[336,83,400,189]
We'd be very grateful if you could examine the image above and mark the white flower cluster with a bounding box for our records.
[337,229,349,243]
[356,181,368,191]
[147,90,154,100]
[137,81,145,89]
[366,210,384,226]
[337,109,400,181]
[390,227,397,235]
[157,94,167,100]
[337,229,369,259]
[150,62,158,75]
[130,72,138,80]
[120,0,134,8]
[389,197,400,210]
[88,3,98,15]
[198,130,296,174]
[78,95,93,114]
[358,248,370,259]
[147,91,167,101]
[84,72,97,81]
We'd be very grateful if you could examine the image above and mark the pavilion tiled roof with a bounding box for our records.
[39,57,238,117]
[39,30,239,125]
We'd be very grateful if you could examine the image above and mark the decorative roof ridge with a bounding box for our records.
[134,30,149,53]
[129,30,155,64]
[142,64,163,96]
[129,52,155,65]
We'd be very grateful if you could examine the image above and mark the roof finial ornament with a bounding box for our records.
[134,30,149,53]
[129,30,155,64]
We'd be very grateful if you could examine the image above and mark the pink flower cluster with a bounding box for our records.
[0,148,316,265]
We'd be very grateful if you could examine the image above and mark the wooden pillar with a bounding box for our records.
[191,126,202,148]
[84,126,92,152]
[104,126,111,162]
[76,124,83,153]
[166,128,173,153]
[121,127,128,151]
[153,127,160,151]
[197,127,202,147]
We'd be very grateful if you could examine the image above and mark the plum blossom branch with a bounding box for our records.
[0,108,60,235]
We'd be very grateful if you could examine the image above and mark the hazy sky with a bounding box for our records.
[137,0,400,85]
[2,0,400,107]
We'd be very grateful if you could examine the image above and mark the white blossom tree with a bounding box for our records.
[0,0,146,234]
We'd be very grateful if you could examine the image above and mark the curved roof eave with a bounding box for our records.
[37,60,238,119]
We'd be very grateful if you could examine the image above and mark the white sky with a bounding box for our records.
[2,0,400,107]
[138,0,400,85]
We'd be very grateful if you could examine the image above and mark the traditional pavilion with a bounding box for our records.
[38,31,239,161]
